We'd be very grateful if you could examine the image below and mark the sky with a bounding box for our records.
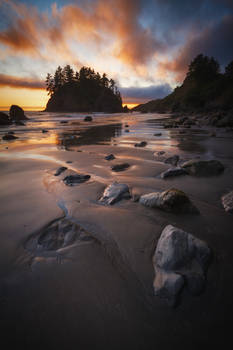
[0,0,232,110]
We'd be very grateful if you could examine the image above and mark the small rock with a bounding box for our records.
[125,124,129,127]
[164,155,179,166]
[139,188,199,214]
[54,167,67,176]
[181,159,224,176]
[42,129,48,133]
[7,131,15,135]
[157,151,165,156]
[134,141,147,147]
[111,163,130,172]
[153,225,211,305]
[63,174,90,186]
[60,120,68,124]
[66,160,73,164]
[125,129,129,132]
[2,134,18,140]
[99,182,131,205]
[84,116,92,122]
[221,190,233,213]
[161,167,188,179]
[105,154,115,161]
[154,133,162,136]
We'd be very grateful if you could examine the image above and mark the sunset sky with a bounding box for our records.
[0,0,232,110]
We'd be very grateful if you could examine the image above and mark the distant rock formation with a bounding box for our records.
[45,65,123,113]
[9,105,28,121]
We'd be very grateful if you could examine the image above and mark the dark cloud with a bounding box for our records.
[162,14,233,81]
[120,84,172,104]
[0,73,44,89]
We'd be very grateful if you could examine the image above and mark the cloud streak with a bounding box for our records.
[0,73,44,89]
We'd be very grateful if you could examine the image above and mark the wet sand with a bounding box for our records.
[0,112,233,349]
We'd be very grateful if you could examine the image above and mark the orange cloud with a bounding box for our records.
[0,74,44,89]
[0,0,164,70]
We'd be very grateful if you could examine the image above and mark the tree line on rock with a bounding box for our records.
[134,54,233,113]
[45,65,124,113]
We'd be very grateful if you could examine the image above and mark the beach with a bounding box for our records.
[0,111,233,349]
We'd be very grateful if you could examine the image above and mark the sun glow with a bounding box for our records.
[0,87,48,111]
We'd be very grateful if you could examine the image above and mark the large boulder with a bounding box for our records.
[9,105,28,121]
[221,190,233,213]
[99,182,131,205]
[139,188,199,214]
[153,225,211,305]
[181,159,224,176]
[0,111,12,125]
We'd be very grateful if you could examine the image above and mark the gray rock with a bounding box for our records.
[0,111,11,125]
[134,141,147,147]
[105,154,115,161]
[161,167,188,179]
[54,167,67,176]
[111,163,130,172]
[63,174,90,186]
[181,159,224,176]
[139,188,199,214]
[99,182,131,205]
[84,116,92,122]
[164,155,179,166]
[154,133,162,136]
[9,105,28,121]
[221,190,233,213]
[153,225,211,305]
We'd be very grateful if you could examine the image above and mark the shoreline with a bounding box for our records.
[0,111,233,348]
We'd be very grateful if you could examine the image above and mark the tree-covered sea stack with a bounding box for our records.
[45,65,123,113]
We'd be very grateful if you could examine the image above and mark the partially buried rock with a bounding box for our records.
[42,129,48,133]
[0,111,11,125]
[139,188,199,214]
[54,167,67,176]
[63,174,90,186]
[221,190,233,213]
[134,141,147,147]
[154,133,162,136]
[181,159,224,176]
[99,182,131,205]
[105,154,115,161]
[84,116,92,122]
[153,225,211,306]
[2,133,18,140]
[111,163,130,172]
[164,155,179,166]
[9,105,28,121]
[161,167,188,179]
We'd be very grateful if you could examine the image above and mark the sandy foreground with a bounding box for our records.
[0,112,233,349]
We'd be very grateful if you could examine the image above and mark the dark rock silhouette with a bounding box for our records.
[0,112,11,125]
[9,105,28,121]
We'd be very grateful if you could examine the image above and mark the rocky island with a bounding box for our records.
[45,65,124,113]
